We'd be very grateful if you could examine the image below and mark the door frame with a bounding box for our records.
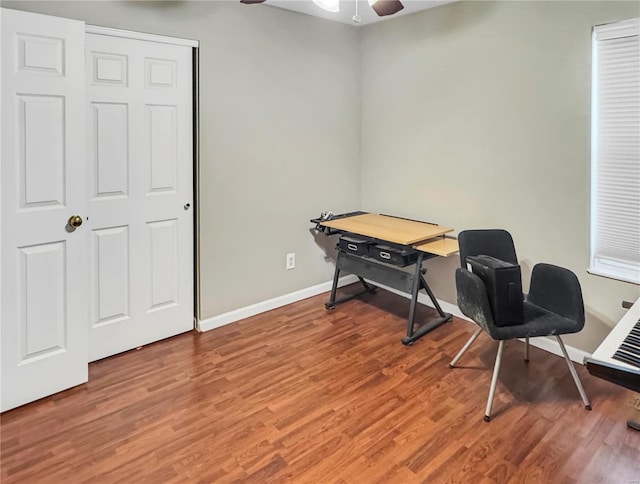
[85,25,202,331]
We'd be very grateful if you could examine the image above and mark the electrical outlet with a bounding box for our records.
[286,253,296,270]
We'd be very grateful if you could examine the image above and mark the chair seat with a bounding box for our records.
[488,301,583,340]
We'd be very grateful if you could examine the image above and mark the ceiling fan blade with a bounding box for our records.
[370,0,404,17]
[240,0,266,4]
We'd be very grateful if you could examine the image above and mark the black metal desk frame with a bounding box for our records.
[325,240,452,346]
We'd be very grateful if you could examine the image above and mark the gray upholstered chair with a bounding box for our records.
[451,229,591,421]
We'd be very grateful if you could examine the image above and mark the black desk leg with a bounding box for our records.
[358,276,376,293]
[403,253,424,344]
[402,256,453,346]
[325,252,377,310]
[325,254,342,309]
[419,274,448,319]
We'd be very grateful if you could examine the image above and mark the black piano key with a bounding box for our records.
[613,351,640,369]
[620,343,640,358]
[608,317,640,369]
[623,331,640,342]
[623,334,640,347]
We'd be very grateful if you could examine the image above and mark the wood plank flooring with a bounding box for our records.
[2,286,639,483]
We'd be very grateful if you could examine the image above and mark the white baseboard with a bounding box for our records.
[197,276,591,365]
[197,275,358,333]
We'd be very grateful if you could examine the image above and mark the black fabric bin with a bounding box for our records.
[370,244,419,267]
[466,254,524,327]
[338,235,372,257]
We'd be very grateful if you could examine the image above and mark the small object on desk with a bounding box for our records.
[313,211,334,232]
[311,210,368,234]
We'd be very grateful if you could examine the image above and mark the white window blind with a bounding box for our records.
[590,18,640,285]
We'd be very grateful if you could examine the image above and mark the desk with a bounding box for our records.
[313,212,459,345]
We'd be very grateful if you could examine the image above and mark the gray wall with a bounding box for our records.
[3,0,639,351]
[1,1,362,319]
[360,0,640,350]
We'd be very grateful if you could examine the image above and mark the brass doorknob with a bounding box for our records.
[68,215,83,228]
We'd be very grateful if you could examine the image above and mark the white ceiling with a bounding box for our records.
[265,0,456,26]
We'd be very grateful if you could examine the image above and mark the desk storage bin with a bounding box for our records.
[371,244,419,267]
[338,235,372,257]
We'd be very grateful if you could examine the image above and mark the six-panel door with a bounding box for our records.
[1,9,89,412]
[85,34,194,362]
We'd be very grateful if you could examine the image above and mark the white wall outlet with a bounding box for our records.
[286,252,296,270]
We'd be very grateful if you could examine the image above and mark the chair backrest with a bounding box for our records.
[458,229,518,267]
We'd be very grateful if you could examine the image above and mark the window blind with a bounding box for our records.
[591,18,640,284]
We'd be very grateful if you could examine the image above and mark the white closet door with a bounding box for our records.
[86,34,194,362]
[1,9,89,412]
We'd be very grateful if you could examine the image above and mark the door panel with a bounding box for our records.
[92,226,130,326]
[19,95,66,208]
[1,8,88,412]
[146,58,176,88]
[18,34,65,75]
[92,103,130,197]
[86,34,193,362]
[148,105,178,192]
[19,242,66,358]
[148,218,179,309]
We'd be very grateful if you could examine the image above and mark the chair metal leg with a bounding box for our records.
[555,335,592,410]
[449,327,483,368]
[524,337,530,363]
[485,340,505,422]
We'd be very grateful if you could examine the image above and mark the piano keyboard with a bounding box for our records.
[613,317,640,368]
[590,297,640,371]
[586,297,640,393]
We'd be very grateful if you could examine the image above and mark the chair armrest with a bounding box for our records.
[455,268,495,335]
[527,263,585,327]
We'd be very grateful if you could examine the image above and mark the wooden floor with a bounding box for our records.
[2,286,639,483]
